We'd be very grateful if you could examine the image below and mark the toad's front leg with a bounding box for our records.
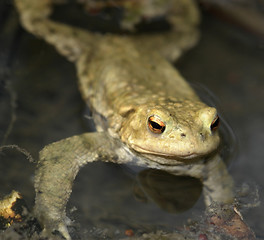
[34,132,131,240]
[202,154,234,207]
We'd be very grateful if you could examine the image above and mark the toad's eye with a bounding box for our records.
[148,116,166,134]
[210,115,220,131]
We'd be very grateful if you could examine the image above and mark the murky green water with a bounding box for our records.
[0,1,263,239]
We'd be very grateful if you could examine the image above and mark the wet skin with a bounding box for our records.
[15,0,234,239]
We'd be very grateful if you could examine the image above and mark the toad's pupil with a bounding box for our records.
[150,121,162,129]
[211,116,220,131]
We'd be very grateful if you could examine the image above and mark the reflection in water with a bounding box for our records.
[134,169,202,213]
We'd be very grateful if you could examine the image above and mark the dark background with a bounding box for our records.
[0,0,263,239]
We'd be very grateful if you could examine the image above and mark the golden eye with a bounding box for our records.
[210,115,220,131]
[148,116,166,134]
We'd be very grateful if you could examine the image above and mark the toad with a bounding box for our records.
[14,0,234,239]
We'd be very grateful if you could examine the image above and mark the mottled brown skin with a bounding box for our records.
[15,0,234,239]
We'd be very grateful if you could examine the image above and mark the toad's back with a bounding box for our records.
[77,35,200,120]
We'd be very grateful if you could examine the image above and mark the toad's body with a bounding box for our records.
[79,36,220,161]
[15,0,234,239]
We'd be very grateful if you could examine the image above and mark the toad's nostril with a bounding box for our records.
[181,133,186,137]
[200,133,205,141]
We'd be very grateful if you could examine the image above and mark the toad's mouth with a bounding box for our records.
[131,144,199,160]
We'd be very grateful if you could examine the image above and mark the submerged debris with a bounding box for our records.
[0,191,25,229]
[0,191,41,239]
[206,205,256,240]
[125,229,134,237]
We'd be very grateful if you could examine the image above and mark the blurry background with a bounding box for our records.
[0,0,263,239]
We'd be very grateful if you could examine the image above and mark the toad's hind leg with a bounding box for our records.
[34,132,130,240]
[130,0,200,62]
[14,0,100,62]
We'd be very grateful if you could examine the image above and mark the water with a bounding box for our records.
[0,1,263,239]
